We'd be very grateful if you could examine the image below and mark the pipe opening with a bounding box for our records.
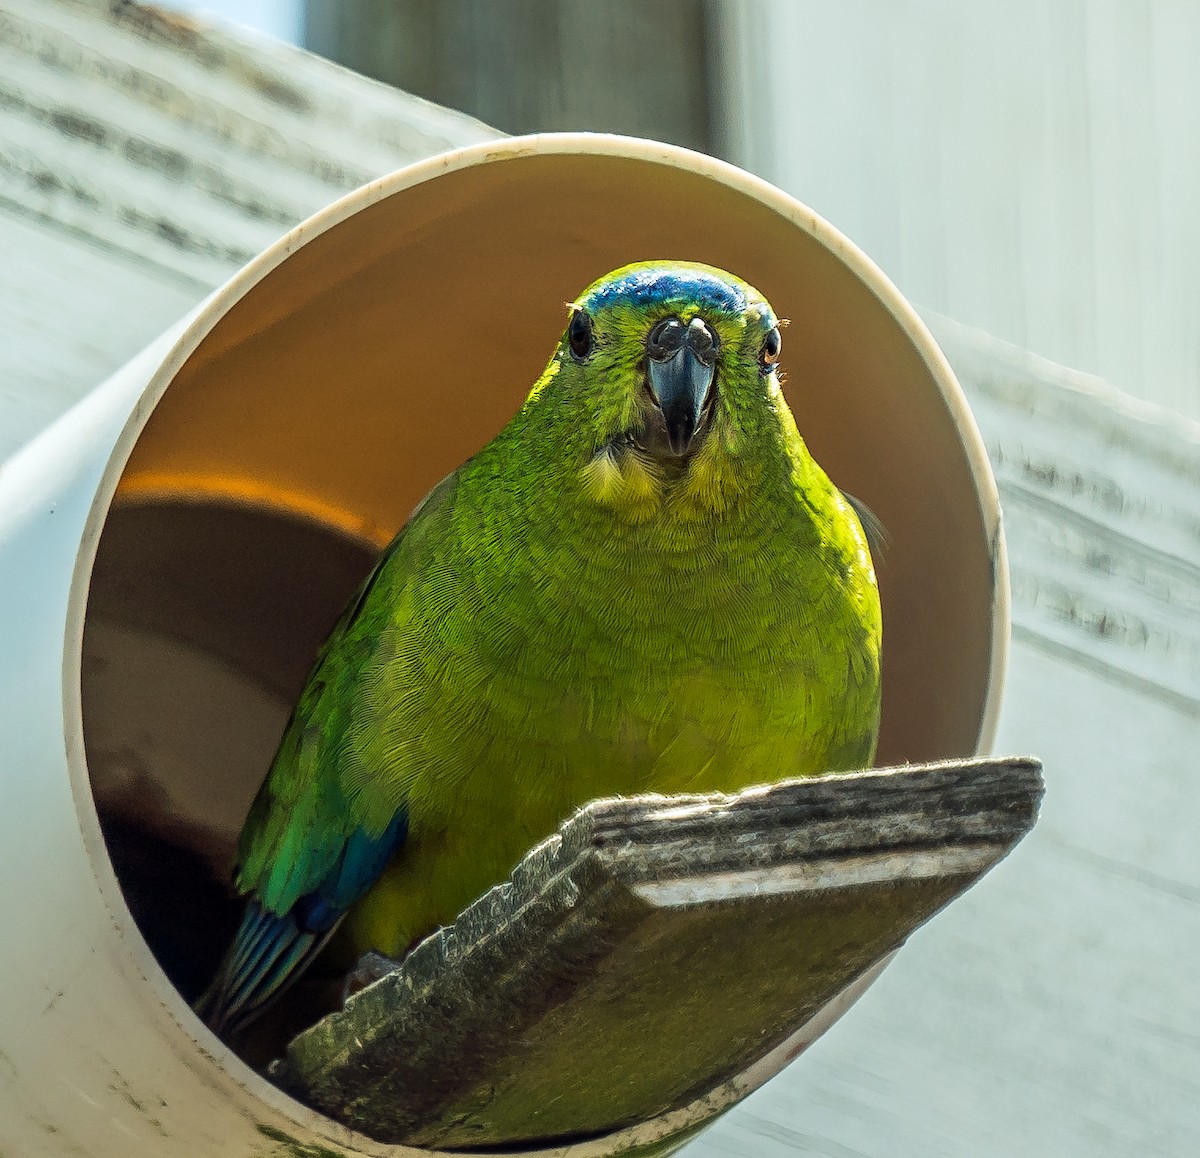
[72,141,1004,1098]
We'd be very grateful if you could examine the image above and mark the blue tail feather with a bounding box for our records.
[196,809,409,1037]
[196,901,324,1036]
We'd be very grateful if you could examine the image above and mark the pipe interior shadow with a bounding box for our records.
[83,498,377,1020]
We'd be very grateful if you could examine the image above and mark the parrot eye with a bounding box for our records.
[567,310,594,361]
[759,327,782,371]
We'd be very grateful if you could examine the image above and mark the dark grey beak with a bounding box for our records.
[645,316,719,457]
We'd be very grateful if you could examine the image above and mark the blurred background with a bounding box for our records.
[157,0,1200,421]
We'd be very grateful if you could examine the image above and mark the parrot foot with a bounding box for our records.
[342,951,403,1003]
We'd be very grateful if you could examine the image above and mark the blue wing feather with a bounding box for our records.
[196,477,458,1038]
[293,810,410,933]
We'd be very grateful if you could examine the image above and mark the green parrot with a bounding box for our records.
[197,260,882,1036]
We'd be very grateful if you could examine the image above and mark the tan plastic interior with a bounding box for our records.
[81,147,999,1009]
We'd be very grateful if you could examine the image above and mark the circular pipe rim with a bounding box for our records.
[62,132,1009,1155]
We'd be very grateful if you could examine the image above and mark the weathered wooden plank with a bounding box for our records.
[716,643,1200,1158]
[276,757,1042,1149]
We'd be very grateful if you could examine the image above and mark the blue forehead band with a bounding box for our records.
[583,268,747,316]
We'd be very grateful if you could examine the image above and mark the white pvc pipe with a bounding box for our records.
[0,134,1006,1157]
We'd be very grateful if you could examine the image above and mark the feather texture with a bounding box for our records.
[197,261,883,1036]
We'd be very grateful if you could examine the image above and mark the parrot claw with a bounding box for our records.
[342,951,403,1003]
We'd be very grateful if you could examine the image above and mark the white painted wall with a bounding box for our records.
[715,0,1200,422]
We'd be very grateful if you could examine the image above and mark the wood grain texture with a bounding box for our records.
[276,759,1042,1149]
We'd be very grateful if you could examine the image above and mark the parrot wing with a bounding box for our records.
[842,489,888,559]
[196,473,458,1035]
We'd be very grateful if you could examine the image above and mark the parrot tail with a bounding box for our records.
[194,900,333,1038]
[196,809,410,1037]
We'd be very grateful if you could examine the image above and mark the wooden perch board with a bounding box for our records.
[275,756,1043,1151]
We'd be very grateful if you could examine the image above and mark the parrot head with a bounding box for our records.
[528,261,792,518]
